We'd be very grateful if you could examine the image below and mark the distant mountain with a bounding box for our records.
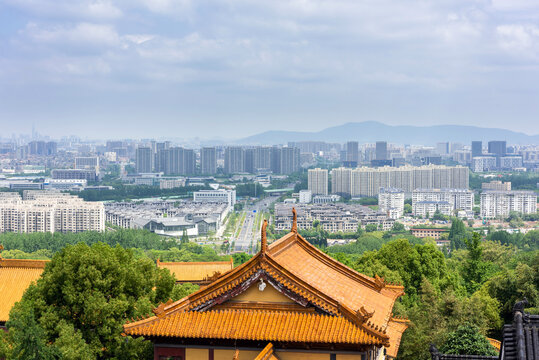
[235,121,539,145]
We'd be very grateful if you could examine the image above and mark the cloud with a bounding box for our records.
[496,24,539,55]
[23,22,120,47]
[2,0,123,20]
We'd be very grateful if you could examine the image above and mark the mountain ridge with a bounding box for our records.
[235,121,539,145]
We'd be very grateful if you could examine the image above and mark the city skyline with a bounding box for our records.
[2,1,539,138]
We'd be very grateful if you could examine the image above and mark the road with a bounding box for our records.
[233,197,277,253]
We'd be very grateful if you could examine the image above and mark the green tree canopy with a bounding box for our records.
[4,243,177,359]
[439,324,498,356]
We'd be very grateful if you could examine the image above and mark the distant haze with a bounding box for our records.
[1,1,539,138]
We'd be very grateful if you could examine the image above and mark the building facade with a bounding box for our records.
[412,188,474,218]
[480,190,537,218]
[308,168,328,195]
[378,188,405,219]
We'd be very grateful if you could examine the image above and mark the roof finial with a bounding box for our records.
[261,219,268,255]
[291,207,298,233]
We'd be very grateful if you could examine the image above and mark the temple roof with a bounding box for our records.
[124,211,408,352]
[0,258,48,323]
[254,343,279,360]
[157,259,233,283]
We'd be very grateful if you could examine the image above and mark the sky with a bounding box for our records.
[1,0,539,140]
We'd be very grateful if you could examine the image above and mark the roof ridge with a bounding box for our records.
[0,259,49,268]
[158,260,232,266]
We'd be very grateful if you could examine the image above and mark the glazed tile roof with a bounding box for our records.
[0,259,48,323]
[157,259,233,283]
[125,216,408,353]
[487,338,501,353]
[125,309,383,345]
[385,317,410,359]
[254,343,279,360]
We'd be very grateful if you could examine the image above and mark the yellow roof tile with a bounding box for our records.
[157,259,233,282]
[0,259,48,322]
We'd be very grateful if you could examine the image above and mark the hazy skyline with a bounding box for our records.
[1,0,539,138]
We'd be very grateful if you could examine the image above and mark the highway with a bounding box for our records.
[233,197,277,253]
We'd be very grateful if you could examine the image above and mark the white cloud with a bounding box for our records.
[23,22,120,47]
[496,24,539,53]
[3,0,123,20]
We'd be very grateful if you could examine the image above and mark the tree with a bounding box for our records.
[5,243,176,359]
[365,224,378,232]
[439,324,498,356]
[392,222,406,233]
[404,203,412,214]
[181,230,189,245]
[449,218,468,250]
[463,232,487,294]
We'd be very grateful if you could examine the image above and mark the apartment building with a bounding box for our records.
[480,190,537,218]
[412,188,474,218]
[334,165,468,197]
[308,168,328,195]
[193,189,236,208]
[378,188,405,219]
[331,167,352,196]
[0,192,104,233]
[482,181,511,191]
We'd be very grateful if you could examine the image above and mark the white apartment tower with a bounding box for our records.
[308,168,328,196]
[331,167,352,196]
[378,188,405,219]
[480,190,537,218]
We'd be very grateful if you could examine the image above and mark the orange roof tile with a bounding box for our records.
[124,217,407,352]
[487,337,501,352]
[384,317,409,359]
[157,259,233,283]
[0,259,48,322]
[254,343,279,360]
[125,309,383,345]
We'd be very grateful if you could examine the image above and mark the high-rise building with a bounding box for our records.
[0,193,105,233]
[436,142,449,155]
[280,147,300,175]
[224,147,244,174]
[488,141,507,156]
[308,168,328,196]
[481,190,537,218]
[200,147,217,175]
[331,167,352,196]
[167,147,195,175]
[243,148,255,174]
[412,188,474,217]
[345,141,359,167]
[375,141,388,160]
[253,147,271,172]
[378,188,405,219]
[472,156,497,172]
[347,165,468,197]
[136,147,153,173]
[471,141,482,157]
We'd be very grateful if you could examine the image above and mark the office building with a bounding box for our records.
[480,190,537,218]
[375,141,388,160]
[499,156,523,170]
[51,169,97,182]
[193,189,236,208]
[136,147,153,173]
[224,147,244,174]
[472,156,497,172]
[345,141,359,167]
[331,167,352,196]
[471,141,482,157]
[75,157,99,171]
[378,188,405,219]
[308,168,328,196]
[488,141,507,157]
[200,147,217,175]
[436,142,449,155]
[412,188,474,218]
[0,193,105,233]
[482,181,511,191]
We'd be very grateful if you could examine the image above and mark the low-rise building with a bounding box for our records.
[410,228,449,240]
[51,169,97,182]
[482,180,511,191]
[298,190,312,203]
[274,203,394,232]
[193,189,236,208]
